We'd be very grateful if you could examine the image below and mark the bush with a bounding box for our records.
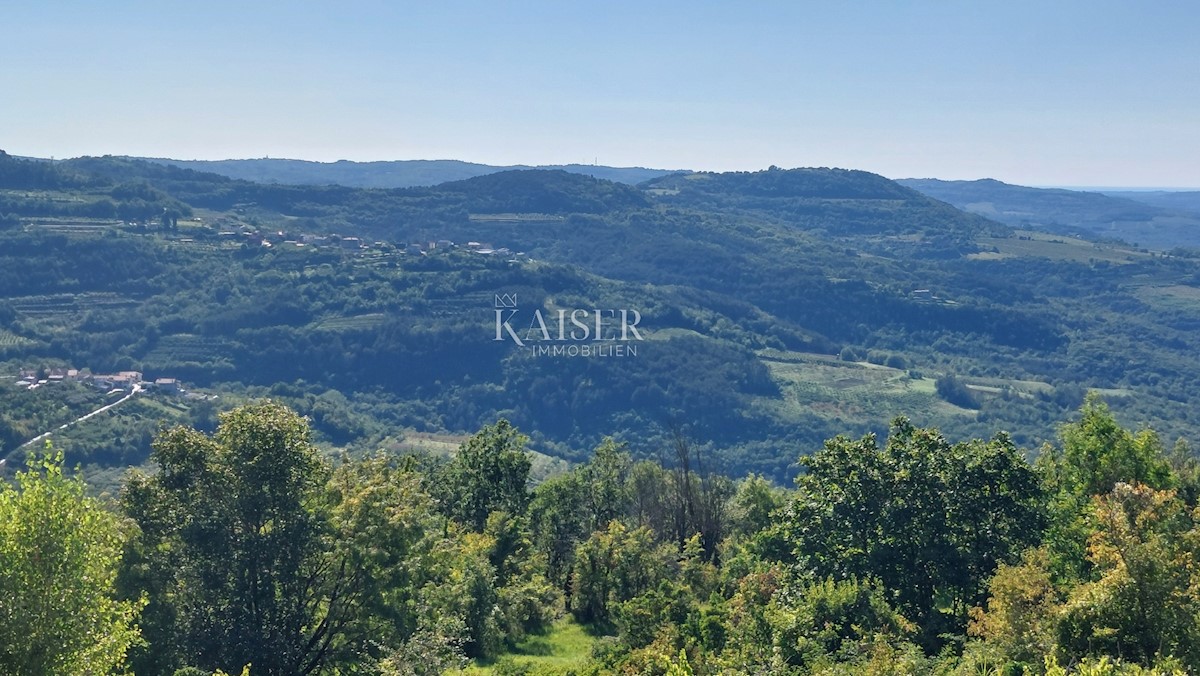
[936,374,980,409]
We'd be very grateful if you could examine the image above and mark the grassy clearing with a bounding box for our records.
[754,350,1055,428]
[1135,284,1200,312]
[756,350,962,423]
[458,618,599,675]
[386,431,571,482]
[972,230,1152,264]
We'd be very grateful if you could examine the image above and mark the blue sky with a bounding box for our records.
[3,1,1198,186]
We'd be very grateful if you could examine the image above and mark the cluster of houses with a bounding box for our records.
[14,368,183,395]
[217,229,371,250]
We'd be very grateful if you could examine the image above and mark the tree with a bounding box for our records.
[570,520,673,626]
[935,373,980,409]
[160,207,183,230]
[1040,395,1175,582]
[766,577,915,669]
[441,419,532,531]
[528,471,588,589]
[121,402,346,675]
[778,418,1045,648]
[967,547,1061,667]
[325,453,455,666]
[0,449,144,675]
[1056,483,1200,669]
[728,473,785,538]
[1054,394,1172,498]
[579,437,632,531]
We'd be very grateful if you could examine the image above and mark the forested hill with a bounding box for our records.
[899,177,1200,249]
[644,168,1003,239]
[4,151,1200,489]
[137,156,680,188]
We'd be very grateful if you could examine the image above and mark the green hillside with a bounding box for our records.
[899,177,1200,250]
[137,156,680,189]
[3,151,1200,485]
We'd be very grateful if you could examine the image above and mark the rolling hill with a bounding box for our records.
[136,156,681,189]
[4,151,1200,486]
[898,177,1200,250]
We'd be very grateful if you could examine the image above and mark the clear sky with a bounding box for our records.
[3,1,1198,187]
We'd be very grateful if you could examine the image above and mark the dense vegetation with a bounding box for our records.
[6,149,1200,674]
[4,150,1200,486]
[5,398,1200,674]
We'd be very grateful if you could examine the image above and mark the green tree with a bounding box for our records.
[766,576,915,669]
[570,520,673,626]
[325,454,456,666]
[967,546,1061,667]
[121,402,346,675]
[778,419,1045,648]
[728,473,785,539]
[528,471,588,589]
[1056,483,1200,669]
[579,437,632,530]
[1054,395,1172,498]
[1040,395,1175,582]
[442,419,532,531]
[0,449,144,675]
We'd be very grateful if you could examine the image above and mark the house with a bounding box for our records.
[154,378,182,394]
[93,372,141,391]
[340,237,362,250]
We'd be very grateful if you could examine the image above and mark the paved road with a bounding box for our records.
[17,383,144,450]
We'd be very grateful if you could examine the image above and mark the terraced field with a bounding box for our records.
[141,334,233,365]
[313,313,389,331]
[8,292,141,318]
[0,328,37,352]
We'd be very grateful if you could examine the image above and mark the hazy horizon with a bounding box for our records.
[4,1,1197,188]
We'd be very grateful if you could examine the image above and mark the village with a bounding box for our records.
[205,219,520,259]
[13,367,186,396]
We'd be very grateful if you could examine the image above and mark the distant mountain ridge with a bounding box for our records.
[899,177,1200,250]
[136,156,681,189]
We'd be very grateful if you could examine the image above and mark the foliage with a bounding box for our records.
[1055,483,1200,669]
[3,398,1200,673]
[0,448,144,675]
[569,520,674,626]
[777,418,1046,648]
[440,419,533,531]
[121,403,341,675]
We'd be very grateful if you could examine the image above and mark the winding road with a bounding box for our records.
[17,383,144,451]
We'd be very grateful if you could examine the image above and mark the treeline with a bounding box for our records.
[0,151,192,223]
[4,396,1200,674]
